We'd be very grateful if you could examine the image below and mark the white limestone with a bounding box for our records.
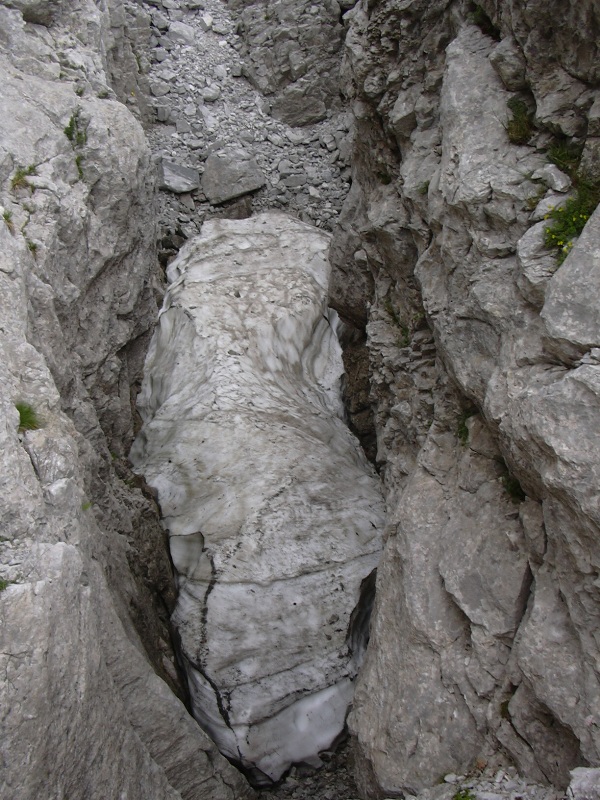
[131,212,385,783]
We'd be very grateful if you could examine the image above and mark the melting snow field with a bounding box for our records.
[131,212,384,783]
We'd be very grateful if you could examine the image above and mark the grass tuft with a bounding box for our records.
[547,139,583,177]
[469,4,500,40]
[544,177,600,263]
[11,164,37,191]
[2,209,15,234]
[64,109,87,147]
[457,408,477,445]
[506,97,534,145]
[16,401,40,432]
[453,790,477,800]
[501,473,526,503]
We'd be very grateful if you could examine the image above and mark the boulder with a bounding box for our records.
[201,148,266,204]
[272,88,328,127]
[159,160,200,193]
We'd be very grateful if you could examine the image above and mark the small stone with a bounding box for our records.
[153,48,168,62]
[201,148,266,204]
[159,160,201,193]
[155,105,170,122]
[150,80,170,97]
[285,130,306,145]
[214,64,228,81]
[284,174,307,188]
[231,63,243,77]
[179,193,195,211]
[176,119,192,133]
[167,20,195,45]
[531,164,572,192]
[198,13,213,30]
[203,85,221,103]
[212,20,228,34]
[151,10,169,30]
[183,104,196,117]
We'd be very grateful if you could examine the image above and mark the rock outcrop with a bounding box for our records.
[329,0,600,795]
[228,0,345,126]
[131,212,385,784]
[0,2,254,798]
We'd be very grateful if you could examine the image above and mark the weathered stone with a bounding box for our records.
[542,204,600,355]
[531,164,571,192]
[159,160,200,193]
[201,147,266,204]
[198,12,212,30]
[231,0,343,126]
[489,36,528,91]
[389,89,418,142]
[568,768,600,800]
[0,4,255,798]
[515,221,559,307]
[329,2,600,795]
[167,20,196,45]
[272,88,328,127]
[202,83,221,102]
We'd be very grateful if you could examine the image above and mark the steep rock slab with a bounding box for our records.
[0,4,254,799]
[132,212,385,783]
[330,0,600,794]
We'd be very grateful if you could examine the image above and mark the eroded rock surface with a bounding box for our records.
[131,212,385,784]
[329,0,600,795]
[0,2,254,798]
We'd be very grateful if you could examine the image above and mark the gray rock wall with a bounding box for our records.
[0,2,253,798]
[331,0,600,795]
[228,0,345,126]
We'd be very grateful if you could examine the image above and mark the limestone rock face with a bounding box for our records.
[131,212,385,784]
[228,0,344,126]
[0,3,254,799]
[331,0,600,795]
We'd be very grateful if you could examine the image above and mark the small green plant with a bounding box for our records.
[377,170,393,185]
[506,97,534,145]
[64,109,87,147]
[398,324,410,347]
[457,408,477,445]
[16,401,40,432]
[544,178,600,263]
[502,473,526,503]
[2,209,15,234]
[81,500,92,511]
[547,139,582,177]
[383,301,427,347]
[25,238,38,256]
[384,298,403,328]
[469,4,500,40]
[11,164,37,191]
[75,85,84,97]
[75,154,84,180]
[0,578,11,592]
[418,180,430,196]
[453,790,476,800]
